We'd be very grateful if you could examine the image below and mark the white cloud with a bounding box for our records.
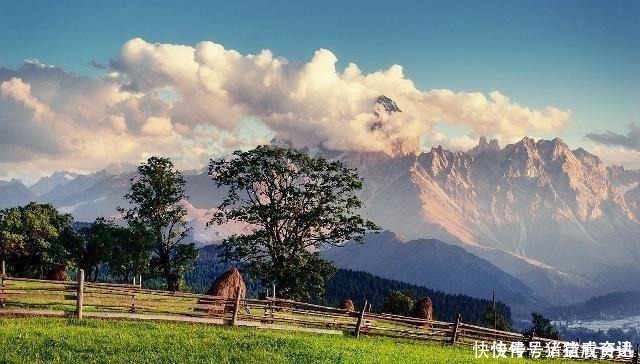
[589,144,640,170]
[107,115,128,133]
[0,38,575,181]
[113,38,571,155]
[1,77,51,120]
[141,116,173,136]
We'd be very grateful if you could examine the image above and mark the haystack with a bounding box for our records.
[410,297,433,320]
[340,299,355,312]
[46,264,68,281]
[206,268,246,298]
[200,268,246,314]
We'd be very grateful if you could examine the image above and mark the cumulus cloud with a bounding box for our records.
[585,123,640,151]
[0,38,572,181]
[141,116,173,136]
[112,38,571,154]
[1,77,51,120]
[589,144,640,170]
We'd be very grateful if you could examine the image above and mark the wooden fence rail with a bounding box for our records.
[0,262,637,363]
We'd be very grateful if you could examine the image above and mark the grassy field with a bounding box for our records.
[0,317,609,364]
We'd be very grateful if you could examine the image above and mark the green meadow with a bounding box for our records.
[0,317,607,364]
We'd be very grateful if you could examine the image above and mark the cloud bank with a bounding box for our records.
[0,38,572,181]
[585,123,640,152]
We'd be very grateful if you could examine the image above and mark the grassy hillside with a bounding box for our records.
[0,317,604,364]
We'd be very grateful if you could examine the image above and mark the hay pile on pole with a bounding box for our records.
[46,264,68,281]
[410,297,433,320]
[205,268,246,298]
[200,268,246,314]
[340,299,356,312]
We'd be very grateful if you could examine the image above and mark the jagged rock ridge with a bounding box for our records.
[335,136,640,299]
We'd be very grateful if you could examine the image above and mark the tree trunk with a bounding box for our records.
[167,272,179,291]
[158,248,178,291]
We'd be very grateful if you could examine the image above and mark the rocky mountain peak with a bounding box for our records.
[518,136,537,148]
[29,170,83,196]
[102,162,136,176]
[608,165,640,186]
[573,147,598,162]
[371,95,401,132]
[269,137,295,149]
[370,95,420,158]
[536,137,572,160]
[469,136,500,155]
[0,178,26,187]
[375,95,402,114]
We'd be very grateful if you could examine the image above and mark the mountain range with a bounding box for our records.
[1,98,639,319]
[318,132,640,305]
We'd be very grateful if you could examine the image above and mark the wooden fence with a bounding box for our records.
[0,264,638,363]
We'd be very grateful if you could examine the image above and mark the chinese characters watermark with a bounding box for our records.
[473,340,636,360]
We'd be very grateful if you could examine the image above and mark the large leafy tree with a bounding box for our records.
[209,145,379,300]
[0,202,77,278]
[72,218,118,282]
[382,290,414,316]
[107,221,154,283]
[119,156,197,291]
[73,218,153,283]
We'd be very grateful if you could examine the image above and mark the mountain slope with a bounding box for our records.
[0,180,37,209]
[323,269,512,324]
[322,231,540,318]
[549,290,640,321]
[332,137,640,301]
[29,171,82,196]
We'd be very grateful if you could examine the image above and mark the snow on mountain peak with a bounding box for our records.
[29,171,82,196]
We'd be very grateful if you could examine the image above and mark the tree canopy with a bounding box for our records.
[120,156,197,291]
[382,290,414,316]
[0,202,76,278]
[209,145,379,300]
[73,218,153,283]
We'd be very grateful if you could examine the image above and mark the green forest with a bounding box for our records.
[186,244,511,325]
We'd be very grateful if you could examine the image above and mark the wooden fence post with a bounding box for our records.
[231,288,241,326]
[138,274,142,288]
[1,261,5,308]
[76,269,84,320]
[354,300,368,338]
[130,292,137,313]
[450,313,461,344]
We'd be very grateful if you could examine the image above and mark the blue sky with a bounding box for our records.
[0,0,639,179]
